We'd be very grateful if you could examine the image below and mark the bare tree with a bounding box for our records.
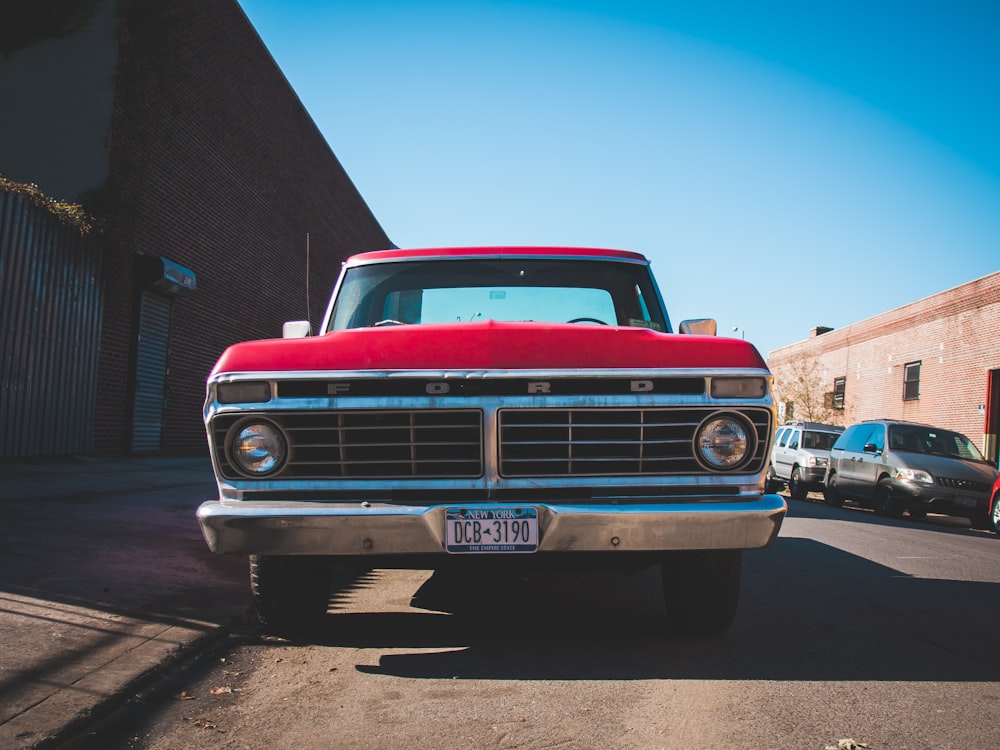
[771,358,842,425]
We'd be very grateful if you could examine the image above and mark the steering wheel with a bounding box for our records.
[567,317,609,325]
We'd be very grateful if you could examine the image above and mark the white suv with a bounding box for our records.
[769,420,844,500]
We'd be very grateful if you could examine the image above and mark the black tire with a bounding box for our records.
[970,514,993,531]
[250,555,333,638]
[824,472,844,508]
[661,550,741,636]
[765,464,781,493]
[789,467,807,500]
[874,478,905,518]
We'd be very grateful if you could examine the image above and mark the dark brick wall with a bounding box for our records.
[97,0,391,455]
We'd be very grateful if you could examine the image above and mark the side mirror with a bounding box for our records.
[282,320,311,338]
[863,442,880,454]
[678,318,717,336]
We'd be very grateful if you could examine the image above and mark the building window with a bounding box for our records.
[903,361,921,401]
[832,377,846,410]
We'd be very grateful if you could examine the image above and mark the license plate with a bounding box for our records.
[954,496,978,508]
[445,507,538,553]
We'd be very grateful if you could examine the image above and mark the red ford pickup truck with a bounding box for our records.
[197,246,785,637]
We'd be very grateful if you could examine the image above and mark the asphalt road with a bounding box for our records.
[0,458,248,750]
[61,493,1000,750]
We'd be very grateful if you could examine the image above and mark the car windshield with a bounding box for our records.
[326,258,670,331]
[887,424,987,462]
[803,431,839,451]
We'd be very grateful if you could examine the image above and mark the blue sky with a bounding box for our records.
[237,0,1000,357]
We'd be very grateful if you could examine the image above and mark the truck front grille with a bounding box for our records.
[213,406,770,480]
[499,407,769,476]
[215,410,484,479]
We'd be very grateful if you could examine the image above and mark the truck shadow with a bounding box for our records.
[306,536,1000,683]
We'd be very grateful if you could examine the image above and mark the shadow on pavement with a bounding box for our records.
[785,491,996,538]
[289,536,1000,683]
[0,465,248,750]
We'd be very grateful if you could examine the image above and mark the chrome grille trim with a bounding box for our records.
[211,406,770,481]
[499,407,770,477]
[214,409,484,479]
[206,368,775,486]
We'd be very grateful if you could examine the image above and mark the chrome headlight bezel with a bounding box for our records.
[694,411,756,471]
[227,418,288,477]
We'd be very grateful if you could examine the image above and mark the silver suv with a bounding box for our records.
[824,419,1000,527]
[768,420,844,499]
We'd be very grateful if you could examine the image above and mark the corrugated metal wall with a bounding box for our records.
[0,189,103,457]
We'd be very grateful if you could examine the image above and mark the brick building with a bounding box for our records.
[767,271,1000,464]
[1,0,391,457]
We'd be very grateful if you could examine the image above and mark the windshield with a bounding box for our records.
[803,431,840,451]
[887,424,987,462]
[326,258,670,331]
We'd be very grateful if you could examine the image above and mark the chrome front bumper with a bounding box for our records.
[197,494,787,556]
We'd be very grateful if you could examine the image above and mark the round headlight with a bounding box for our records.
[696,414,752,470]
[231,421,287,476]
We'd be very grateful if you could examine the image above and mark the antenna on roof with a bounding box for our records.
[305,232,311,327]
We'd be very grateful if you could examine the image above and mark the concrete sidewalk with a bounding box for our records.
[0,456,248,749]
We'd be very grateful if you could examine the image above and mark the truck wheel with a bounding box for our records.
[789,467,807,500]
[250,555,333,638]
[824,472,844,508]
[661,550,741,636]
[874,479,905,518]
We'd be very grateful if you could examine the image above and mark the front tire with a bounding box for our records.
[824,472,844,508]
[789,467,807,500]
[765,464,782,493]
[971,494,1000,532]
[661,550,741,636]
[250,555,333,638]
[874,478,905,518]
[970,514,993,531]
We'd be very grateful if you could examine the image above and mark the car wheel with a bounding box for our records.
[765,464,780,493]
[789,467,807,500]
[970,496,997,530]
[970,514,993,531]
[874,478,905,518]
[661,550,741,636]
[824,472,844,508]
[250,555,333,638]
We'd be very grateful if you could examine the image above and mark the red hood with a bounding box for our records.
[210,321,767,376]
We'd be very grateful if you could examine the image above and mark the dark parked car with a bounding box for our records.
[824,419,999,527]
